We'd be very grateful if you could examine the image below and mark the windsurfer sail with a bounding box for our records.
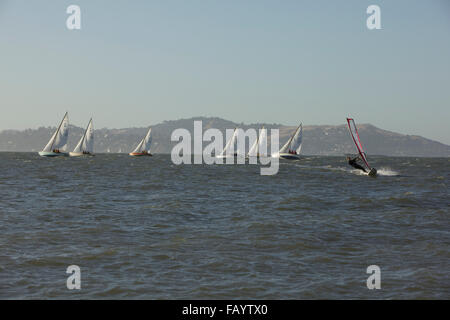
[346,118,377,176]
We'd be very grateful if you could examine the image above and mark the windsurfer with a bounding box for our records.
[347,156,367,173]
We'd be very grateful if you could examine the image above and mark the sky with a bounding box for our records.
[0,0,449,144]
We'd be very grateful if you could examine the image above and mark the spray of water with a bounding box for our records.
[376,167,399,176]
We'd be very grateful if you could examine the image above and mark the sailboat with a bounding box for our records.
[38,112,70,157]
[346,118,377,177]
[216,128,240,158]
[273,124,303,160]
[129,128,153,156]
[247,127,268,158]
[69,118,94,157]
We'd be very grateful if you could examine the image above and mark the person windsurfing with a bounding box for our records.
[346,118,377,177]
[347,156,367,173]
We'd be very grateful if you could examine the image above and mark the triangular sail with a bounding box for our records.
[219,128,238,156]
[258,128,267,156]
[73,119,94,153]
[42,112,69,152]
[132,139,145,154]
[278,135,292,154]
[42,130,58,152]
[248,128,260,156]
[83,119,94,153]
[54,114,69,150]
[347,118,371,170]
[142,128,152,152]
[291,124,303,154]
[73,135,83,153]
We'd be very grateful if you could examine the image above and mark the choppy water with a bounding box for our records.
[0,153,448,299]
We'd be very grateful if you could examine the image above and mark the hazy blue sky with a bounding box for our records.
[1,0,449,144]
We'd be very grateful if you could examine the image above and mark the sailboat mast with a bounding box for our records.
[49,112,68,151]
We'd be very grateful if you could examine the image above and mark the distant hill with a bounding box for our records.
[0,117,449,157]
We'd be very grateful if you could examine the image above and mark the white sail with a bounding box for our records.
[54,114,69,150]
[83,119,94,153]
[42,130,58,152]
[132,139,144,153]
[218,128,238,156]
[248,127,267,156]
[73,119,94,153]
[248,133,259,156]
[258,127,267,156]
[132,128,152,153]
[73,136,83,153]
[42,113,69,152]
[291,124,303,154]
[142,128,152,152]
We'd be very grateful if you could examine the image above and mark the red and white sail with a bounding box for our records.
[346,118,371,170]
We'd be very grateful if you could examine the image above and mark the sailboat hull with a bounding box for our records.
[129,152,152,157]
[69,152,94,157]
[38,151,69,157]
[278,153,301,160]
